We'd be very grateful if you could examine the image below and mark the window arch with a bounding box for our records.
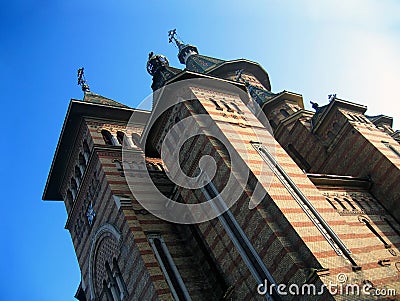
[75,166,83,186]
[352,198,365,211]
[83,140,90,162]
[131,133,141,148]
[116,131,125,146]
[101,130,114,145]
[280,108,289,118]
[221,100,234,112]
[334,197,347,211]
[209,98,223,111]
[326,198,337,210]
[71,178,78,199]
[360,218,390,248]
[230,102,244,114]
[343,198,357,210]
[78,153,87,175]
[66,190,73,207]
[269,119,277,130]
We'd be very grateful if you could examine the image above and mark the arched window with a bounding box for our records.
[352,198,365,211]
[326,198,337,210]
[71,178,78,199]
[361,218,390,248]
[112,258,128,299]
[334,197,347,211]
[221,100,234,112]
[113,160,123,172]
[75,166,82,186]
[209,98,223,111]
[148,235,191,300]
[343,198,356,210]
[83,140,90,162]
[360,198,372,210]
[78,153,86,175]
[101,130,114,145]
[280,109,289,118]
[269,119,277,130]
[131,133,141,148]
[230,102,244,114]
[105,261,121,300]
[116,131,125,146]
[66,190,73,207]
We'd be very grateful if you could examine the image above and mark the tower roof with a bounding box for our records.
[43,93,149,201]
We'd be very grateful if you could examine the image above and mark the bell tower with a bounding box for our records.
[43,32,400,300]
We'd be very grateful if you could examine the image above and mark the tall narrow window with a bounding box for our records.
[209,98,223,111]
[360,198,372,210]
[361,218,390,248]
[280,108,289,118]
[343,198,357,210]
[326,198,337,210]
[71,178,78,199]
[79,153,86,175]
[112,258,128,299]
[287,144,311,171]
[66,190,73,207]
[221,100,234,112]
[148,234,191,301]
[382,141,400,158]
[334,197,348,211]
[352,198,365,211]
[116,131,125,146]
[103,279,114,301]
[269,119,277,130]
[75,166,82,186]
[83,140,90,162]
[230,102,244,114]
[101,130,114,145]
[105,261,121,300]
[131,133,141,148]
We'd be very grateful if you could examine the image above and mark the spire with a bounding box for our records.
[77,68,90,92]
[168,29,199,64]
[236,69,276,106]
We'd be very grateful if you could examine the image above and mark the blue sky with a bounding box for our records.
[0,1,399,300]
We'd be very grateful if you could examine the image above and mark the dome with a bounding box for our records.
[146,52,170,76]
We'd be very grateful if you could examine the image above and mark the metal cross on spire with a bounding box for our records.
[77,67,90,92]
[168,29,184,49]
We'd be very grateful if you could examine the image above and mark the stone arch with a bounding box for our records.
[88,223,122,300]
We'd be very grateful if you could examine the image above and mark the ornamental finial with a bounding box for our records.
[168,29,184,49]
[77,67,90,92]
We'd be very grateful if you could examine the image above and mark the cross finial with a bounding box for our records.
[77,67,90,92]
[168,29,184,49]
[328,94,336,102]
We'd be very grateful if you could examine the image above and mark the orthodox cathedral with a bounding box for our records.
[43,31,400,300]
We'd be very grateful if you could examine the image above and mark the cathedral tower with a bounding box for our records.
[43,32,400,300]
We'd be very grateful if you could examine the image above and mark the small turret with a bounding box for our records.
[168,29,199,64]
[146,52,170,76]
